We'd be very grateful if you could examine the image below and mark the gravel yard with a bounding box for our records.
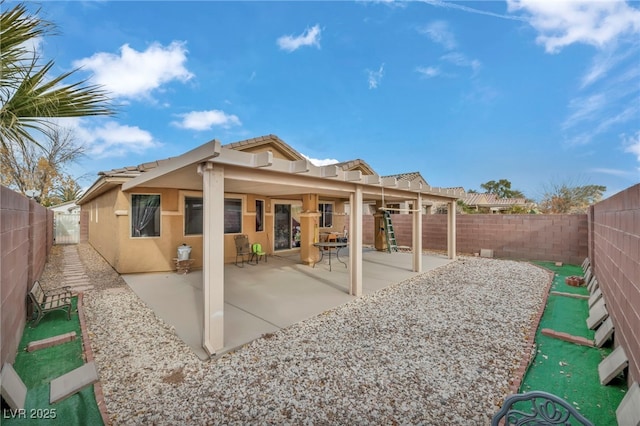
[41,244,550,425]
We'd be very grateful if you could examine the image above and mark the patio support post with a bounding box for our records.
[412,193,422,272]
[349,186,363,296]
[300,193,320,265]
[447,200,457,260]
[200,162,225,356]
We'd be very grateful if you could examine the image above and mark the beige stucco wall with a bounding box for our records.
[85,187,121,268]
[84,186,284,274]
[319,199,349,236]
[83,181,354,274]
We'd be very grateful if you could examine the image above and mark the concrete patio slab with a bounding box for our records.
[122,248,453,359]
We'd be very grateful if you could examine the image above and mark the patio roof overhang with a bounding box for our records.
[121,139,460,204]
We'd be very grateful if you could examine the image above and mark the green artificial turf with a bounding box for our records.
[2,298,103,426]
[520,263,627,425]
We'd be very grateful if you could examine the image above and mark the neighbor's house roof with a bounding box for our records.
[49,200,80,213]
[77,134,461,205]
[461,192,529,208]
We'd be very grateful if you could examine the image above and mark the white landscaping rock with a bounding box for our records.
[82,256,548,425]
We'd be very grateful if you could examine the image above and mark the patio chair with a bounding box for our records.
[251,243,267,264]
[234,234,252,267]
[28,280,72,326]
[491,391,594,426]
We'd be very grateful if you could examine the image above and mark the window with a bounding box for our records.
[224,198,242,234]
[184,197,203,235]
[319,203,333,228]
[256,199,264,232]
[131,194,160,237]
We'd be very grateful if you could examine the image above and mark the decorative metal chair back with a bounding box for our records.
[492,391,594,426]
[234,234,251,267]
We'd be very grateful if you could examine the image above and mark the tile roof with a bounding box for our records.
[382,172,427,185]
[222,134,305,161]
[333,159,376,175]
[98,134,303,177]
[462,192,528,206]
[98,160,168,178]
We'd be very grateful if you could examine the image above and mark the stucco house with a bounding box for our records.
[77,134,460,355]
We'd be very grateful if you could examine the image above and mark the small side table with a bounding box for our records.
[174,258,195,274]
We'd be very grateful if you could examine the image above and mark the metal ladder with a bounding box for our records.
[383,211,398,253]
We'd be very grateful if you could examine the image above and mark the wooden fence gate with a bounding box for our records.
[54,213,80,244]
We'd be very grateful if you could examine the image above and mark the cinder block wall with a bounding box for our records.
[1,186,53,366]
[590,184,640,386]
[364,213,588,265]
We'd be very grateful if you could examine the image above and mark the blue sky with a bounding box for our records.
[26,0,640,201]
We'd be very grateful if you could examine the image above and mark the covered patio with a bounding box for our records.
[122,248,453,359]
[117,136,460,356]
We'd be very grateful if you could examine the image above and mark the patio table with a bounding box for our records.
[313,241,348,271]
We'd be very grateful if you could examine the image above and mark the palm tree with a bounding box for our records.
[0,2,115,152]
[52,176,84,204]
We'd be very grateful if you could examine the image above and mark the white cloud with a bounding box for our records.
[357,0,407,9]
[562,93,607,131]
[441,52,481,72]
[416,66,441,78]
[581,45,640,88]
[77,120,161,158]
[40,117,160,158]
[416,21,480,80]
[563,84,639,146]
[277,25,322,52]
[590,167,635,177]
[367,63,385,89]
[581,49,617,88]
[302,154,339,167]
[623,131,640,162]
[73,41,194,99]
[173,110,242,131]
[418,21,457,50]
[506,0,640,53]
[422,0,526,22]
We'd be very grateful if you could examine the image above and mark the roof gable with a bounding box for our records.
[222,134,304,161]
[382,172,429,187]
[334,159,376,175]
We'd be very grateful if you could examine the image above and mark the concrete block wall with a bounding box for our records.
[590,184,640,386]
[453,214,588,265]
[1,186,53,366]
[363,215,374,243]
[365,213,588,265]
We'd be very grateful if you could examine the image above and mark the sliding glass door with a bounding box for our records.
[274,203,301,251]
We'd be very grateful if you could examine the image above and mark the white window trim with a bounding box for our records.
[319,201,335,228]
[224,194,245,235]
[179,190,204,237]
